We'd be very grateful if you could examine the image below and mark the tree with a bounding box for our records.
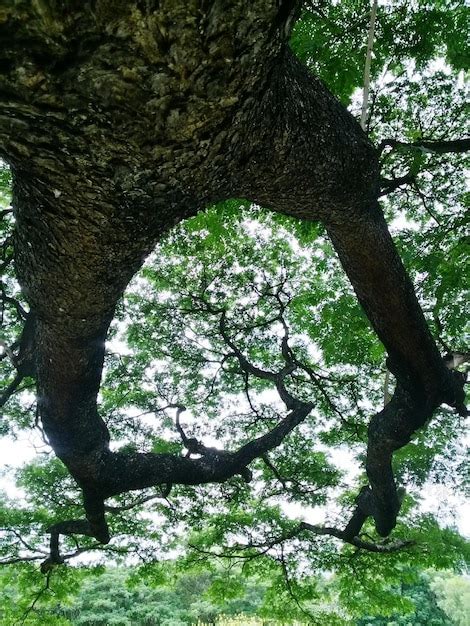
[431,573,470,626]
[357,572,453,626]
[0,564,267,625]
[0,0,468,618]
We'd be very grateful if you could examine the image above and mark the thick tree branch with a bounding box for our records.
[300,522,414,553]
[0,371,24,409]
[326,202,466,536]
[341,364,465,539]
[96,399,313,501]
[40,516,109,573]
[190,519,414,565]
[378,173,416,196]
[219,310,299,410]
[378,137,470,155]
[34,398,314,560]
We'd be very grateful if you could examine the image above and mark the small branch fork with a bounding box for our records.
[377,137,470,197]
[20,569,53,625]
[0,311,36,409]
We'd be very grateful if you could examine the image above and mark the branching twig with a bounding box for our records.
[278,545,315,621]
[20,570,53,624]
[188,516,414,571]
[262,453,288,489]
[219,310,299,411]
[412,181,442,225]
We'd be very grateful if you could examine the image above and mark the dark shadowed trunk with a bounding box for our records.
[0,1,465,556]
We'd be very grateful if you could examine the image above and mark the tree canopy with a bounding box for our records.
[0,0,469,621]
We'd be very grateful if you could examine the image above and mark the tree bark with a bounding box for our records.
[0,1,465,543]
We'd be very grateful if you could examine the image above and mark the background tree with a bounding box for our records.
[1,563,468,625]
[356,572,454,626]
[431,573,470,626]
[0,0,469,621]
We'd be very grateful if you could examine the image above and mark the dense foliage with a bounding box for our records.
[0,0,468,622]
[0,563,468,625]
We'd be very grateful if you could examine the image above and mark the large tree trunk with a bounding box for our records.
[0,1,464,547]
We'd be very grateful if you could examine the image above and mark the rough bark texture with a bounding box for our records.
[0,1,465,550]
